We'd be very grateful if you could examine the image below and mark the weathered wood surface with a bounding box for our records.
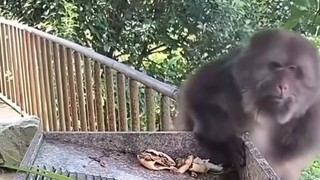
[0,19,179,132]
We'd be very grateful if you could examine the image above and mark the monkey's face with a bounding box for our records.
[232,30,320,125]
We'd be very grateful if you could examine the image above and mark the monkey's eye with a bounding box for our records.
[288,65,297,71]
[289,65,302,77]
[268,62,282,70]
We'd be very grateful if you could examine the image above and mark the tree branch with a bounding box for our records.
[151,47,169,54]
[114,52,127,59]
[145,43,165,54]
[136,43,149,70]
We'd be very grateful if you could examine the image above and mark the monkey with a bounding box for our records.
[174,29,320,180]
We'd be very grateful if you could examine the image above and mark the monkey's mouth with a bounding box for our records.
[258,95,290,107]
[260,93,292,102]
[269,95,285,102]
[256,95,291,117]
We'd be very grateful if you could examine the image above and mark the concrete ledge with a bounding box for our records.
[16,131,280,180]
[0,116,40,166]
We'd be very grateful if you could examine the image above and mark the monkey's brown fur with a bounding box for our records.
[174,29,320,180]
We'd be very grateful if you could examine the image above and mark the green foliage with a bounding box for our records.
[241,0,290,29]
[301,156,320,180]
[0,0,288,86]
[0,164,71,180]
[283,0,320,36]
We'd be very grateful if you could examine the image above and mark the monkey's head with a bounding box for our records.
[232,29,320,125]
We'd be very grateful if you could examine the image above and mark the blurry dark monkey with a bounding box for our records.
[174,29,320,180]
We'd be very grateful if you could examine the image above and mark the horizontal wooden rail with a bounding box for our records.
[0,18,180,132]
[0,18,179,100]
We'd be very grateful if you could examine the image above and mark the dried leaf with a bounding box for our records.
[177,155,194,174]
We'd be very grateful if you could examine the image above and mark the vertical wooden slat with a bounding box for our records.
[0,24,7,96]
[22,31,32,114]
[0,25,2,93]
[5,25,14,102]
[94,61,104,131]
[19,30,29,113]
[16,29,25,112]
[30,34,42,118]
[12,28,20,106]
[35,36,48,131]
[26,32,38,115]
[130,79,140,131]
[46,40,58,131]
[67,48,79,131]
[117,73,127,131]
[161,95,171,131]
[41,38,53,131]
[84,57,95,131]
[3,25,11,99]
[8,26,18,104]
[146,87,156,131]
[59,45,71,131]
[53,43,65,131]
[75,53,87,131]
[24,31,35,114]
[105,67,116,131]
[104,97,109,131]
[103,68,109,131]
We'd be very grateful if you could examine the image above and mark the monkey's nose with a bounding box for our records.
[278,84,288,96]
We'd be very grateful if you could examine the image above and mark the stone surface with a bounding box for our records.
[18,131,280,180]
[0,116,40,166]
[0,99,24,180]
[0,100,21,124]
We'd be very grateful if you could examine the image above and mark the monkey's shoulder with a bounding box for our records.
[187,58,236,91]
[184,46,243,94]
[184,64,238,106]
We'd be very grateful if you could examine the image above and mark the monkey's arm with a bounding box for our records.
[180,64,245,164]
[173,49,246,180]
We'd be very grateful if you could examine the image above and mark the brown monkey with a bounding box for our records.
[174,29,320,180]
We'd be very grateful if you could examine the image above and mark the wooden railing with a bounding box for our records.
[0,18,179,132]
